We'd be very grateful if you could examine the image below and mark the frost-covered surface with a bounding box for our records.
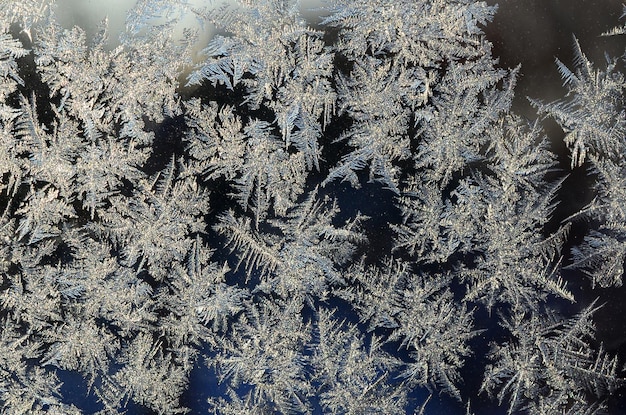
[0,0,624,414]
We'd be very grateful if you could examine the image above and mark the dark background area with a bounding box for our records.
[485,0,624,118]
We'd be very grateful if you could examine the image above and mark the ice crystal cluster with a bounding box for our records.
[0,0,624,414]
